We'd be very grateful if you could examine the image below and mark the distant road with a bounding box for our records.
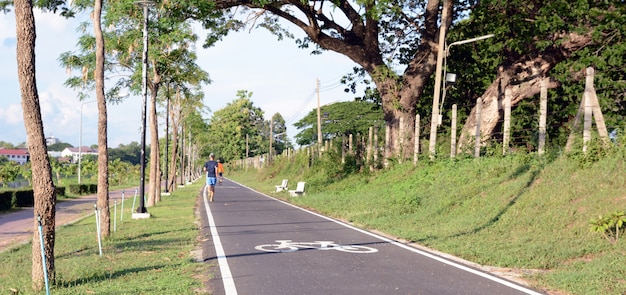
[0,187,137,252]
[198,179,544,295]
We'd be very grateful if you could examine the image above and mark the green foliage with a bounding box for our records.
[204,93,266,162]
[590,211,626,245]
[268,113,292,155]
[0,161,21,187]
[68,184,97,195]
[294,101,383,146]
[13,189,34,207]
[565,137,613,168]
[47,141,73,152]
[448,0,626,152]
[0,191,14,211]
[109,142,145,165]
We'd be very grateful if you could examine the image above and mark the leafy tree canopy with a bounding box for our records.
[47,142,72,152]
[108,142,145,165]
[445,0,626,148]
[294,100,383,146]
[204,91,266,162]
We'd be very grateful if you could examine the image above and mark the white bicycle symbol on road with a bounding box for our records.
[255,240,378,253]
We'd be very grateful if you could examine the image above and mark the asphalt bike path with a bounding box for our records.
[199,179,544,295]
[0,187,138,252]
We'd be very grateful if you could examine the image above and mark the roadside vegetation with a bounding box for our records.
[227,142,626,295]
[0,181,207,294]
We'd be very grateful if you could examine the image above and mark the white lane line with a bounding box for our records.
[232,180,543,295]
[203,186,238,295]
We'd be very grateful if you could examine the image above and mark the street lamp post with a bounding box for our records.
[163,82,170,195]
[78,100,96,185]
[134,0,154,216]
[428,33,495,157]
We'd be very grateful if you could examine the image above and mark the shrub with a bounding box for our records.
[14,189,34,207]
[0,191,14,211]
[55,186,66,197]
[590,211,626,245]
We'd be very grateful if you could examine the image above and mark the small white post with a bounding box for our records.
[114,200,117,232]
[94,204,102,257]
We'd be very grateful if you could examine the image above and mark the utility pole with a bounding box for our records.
[428,0,450,159]
[316,78,322,156]
[269,119,273,163]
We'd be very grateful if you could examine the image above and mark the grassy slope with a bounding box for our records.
[230,150,626,295]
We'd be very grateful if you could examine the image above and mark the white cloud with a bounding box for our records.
[0,103,23,125]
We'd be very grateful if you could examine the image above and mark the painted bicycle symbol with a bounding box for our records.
[255,240,378,253]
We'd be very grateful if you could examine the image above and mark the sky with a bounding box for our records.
[0,9,364,148]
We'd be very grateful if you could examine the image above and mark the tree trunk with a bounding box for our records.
[457,33,592,152]
[371,0,449,160]
[148,83,160,207]
[94,0,111,237]
[167,92,181,192]
[14,0,57,289]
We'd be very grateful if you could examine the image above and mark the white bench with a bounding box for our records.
[289,182,306,197]
[275,179,288,192]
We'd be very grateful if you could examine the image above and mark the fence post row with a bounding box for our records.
[237,66,610,167]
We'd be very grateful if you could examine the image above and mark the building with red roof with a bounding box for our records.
[0,148,30,165]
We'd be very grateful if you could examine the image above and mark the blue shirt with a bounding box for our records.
[204,160,218,177]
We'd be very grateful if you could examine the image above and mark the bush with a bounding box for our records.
[55,186,66,197]
[14,189,34,207]
[0,191,14,211]
[590,211,626,245]
[68,184,97,195]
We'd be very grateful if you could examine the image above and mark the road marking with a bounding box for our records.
[203,186,238,295]
[233,180,543,295]
[255,240,378,253]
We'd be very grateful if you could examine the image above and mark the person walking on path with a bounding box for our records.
[217,160,224,185]
[203,153,219,202]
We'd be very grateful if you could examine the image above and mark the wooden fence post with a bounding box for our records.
[367,126,373,165]
[414,114,420,165]
[586,68,609,144]
[474,97,482,158]
[384,124,390,168]
[349,134,353,154]
[450,104,457,158]
[398,116,404,163]
[503,89,511,155]
[342,135,346,164]
[373,126,379,165]
[583,90,592,153]
[538,80,548,155]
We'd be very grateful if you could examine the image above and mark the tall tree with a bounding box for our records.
[205,91,266,162]
[93,0,111,237]
[294,101,384,146]
[269,113,290,155]
[60,0,209,206]
[181,0,475,159]
[163,80,207,193]
[13,0,57,289]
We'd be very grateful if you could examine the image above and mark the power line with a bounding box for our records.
[285,89,317,124]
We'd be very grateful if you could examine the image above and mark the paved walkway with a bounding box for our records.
[0,187,138,252]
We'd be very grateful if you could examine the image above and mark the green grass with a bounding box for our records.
[229,150,626,295]
[2,148,626,294]
[0,181,209,295]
